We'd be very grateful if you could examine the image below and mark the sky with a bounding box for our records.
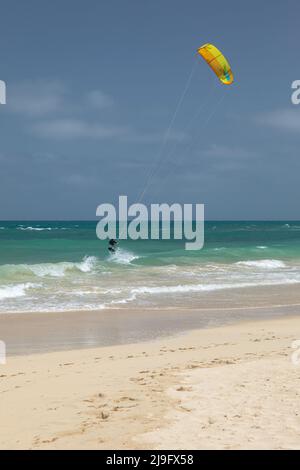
[0,0,299,220]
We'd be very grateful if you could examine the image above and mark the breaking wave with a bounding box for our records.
[0,283,40,300]
[0,256,98,279]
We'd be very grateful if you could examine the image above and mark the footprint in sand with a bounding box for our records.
[100,411,109,420]
[119,396,137,402]
[96,396,139,415]
[187,364,200,369]
[176,386,193,392]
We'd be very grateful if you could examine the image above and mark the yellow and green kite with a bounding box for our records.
[197,43,234,85]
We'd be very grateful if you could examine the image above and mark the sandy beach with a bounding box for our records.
[1,313,300,450]
[0,0,298,454]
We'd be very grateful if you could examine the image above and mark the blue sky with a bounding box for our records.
[0,0,299,220]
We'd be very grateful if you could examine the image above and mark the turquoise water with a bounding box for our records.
[0,221,300,313]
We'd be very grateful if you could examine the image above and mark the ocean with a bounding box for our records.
[0,221,300,314]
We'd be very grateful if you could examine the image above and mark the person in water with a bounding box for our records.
[108,239,118,253]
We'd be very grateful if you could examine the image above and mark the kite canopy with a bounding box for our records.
[197,43,234,85]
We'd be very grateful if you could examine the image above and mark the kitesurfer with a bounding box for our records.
[108,239,118,253]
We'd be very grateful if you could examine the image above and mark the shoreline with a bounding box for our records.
[1,299,300,356]
[1,314,300,449]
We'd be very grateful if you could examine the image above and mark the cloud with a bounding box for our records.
[7,80,188,145]
[7,80,115,117]
[257,108,300,132]
[31,118,131,140]
[7,80,187,144]
[8,79,66,117]
[85,90,114,109]
[31,117,188,143]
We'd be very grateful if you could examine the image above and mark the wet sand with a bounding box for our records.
[2,283,300,356]
[0,303,300,356]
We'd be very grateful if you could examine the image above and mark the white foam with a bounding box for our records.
[17,226,53,231]
[131,277,300,297]
[108,293,138,305]
[235,259,286,269]
[75,256,98,273]
[0,283,39,300]
[108,249,139,265]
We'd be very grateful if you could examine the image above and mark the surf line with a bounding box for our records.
[0,80,6,105]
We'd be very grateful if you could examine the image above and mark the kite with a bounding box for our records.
[197,43,234,85]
